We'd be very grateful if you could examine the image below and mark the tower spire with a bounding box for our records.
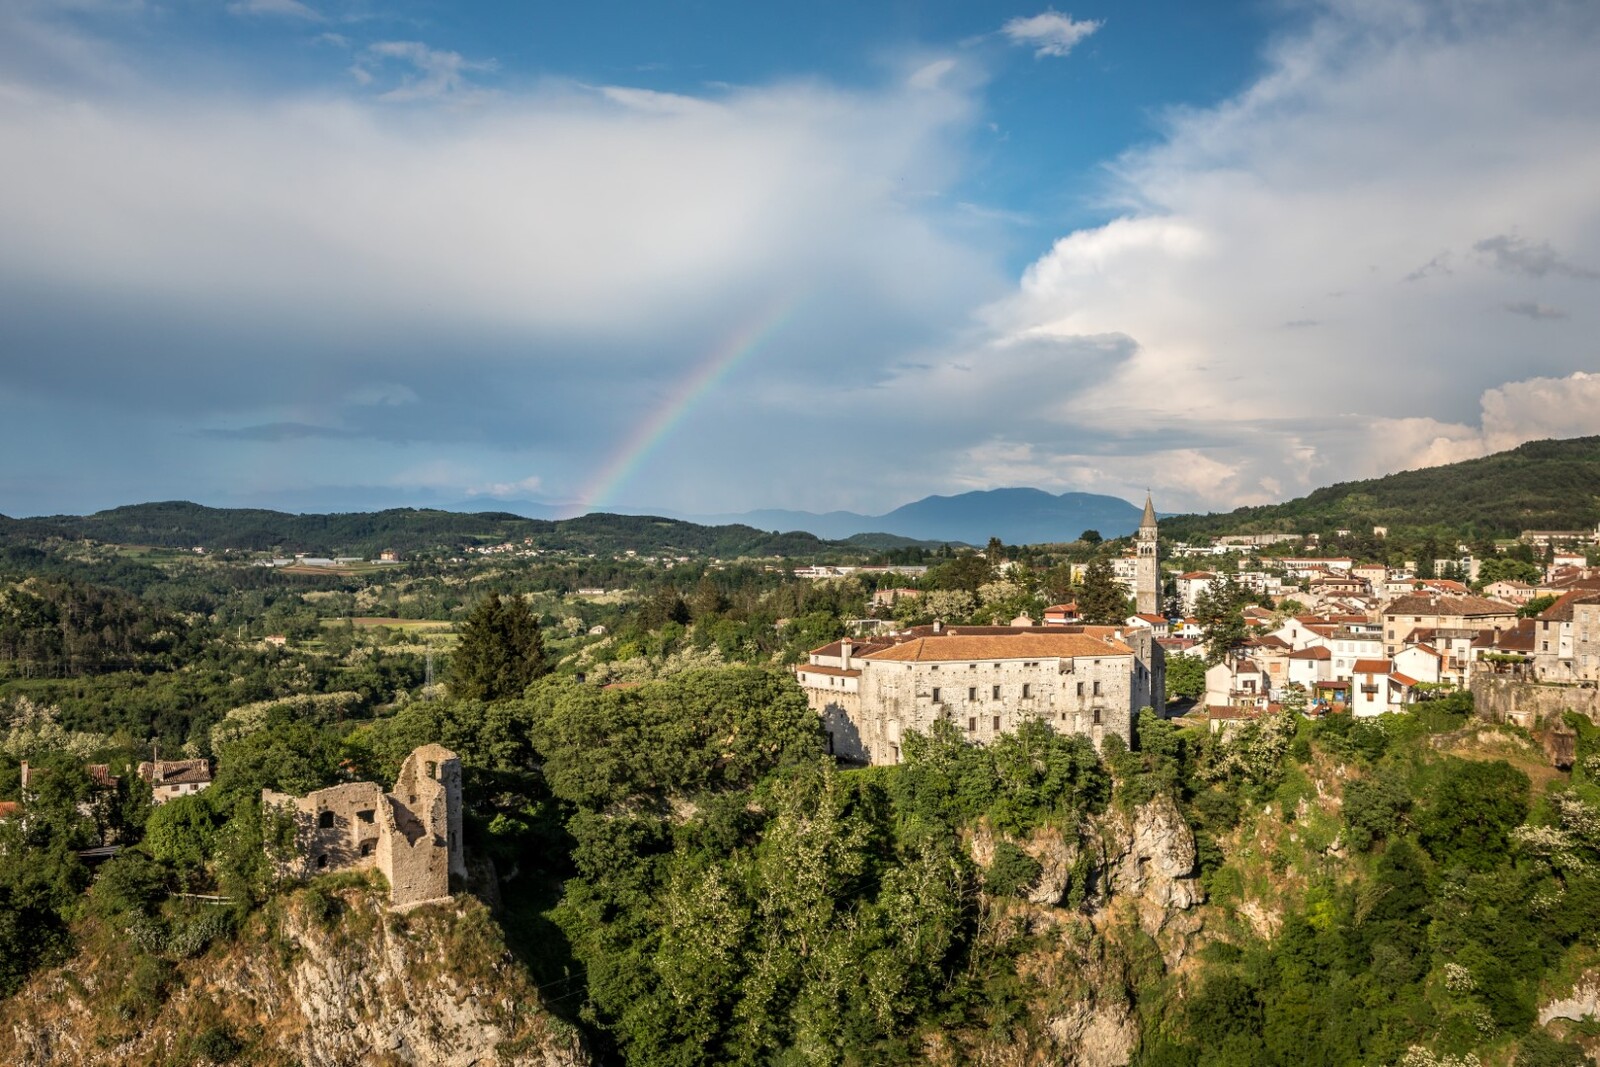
[1141,491,1157,529]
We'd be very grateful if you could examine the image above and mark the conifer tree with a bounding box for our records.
[448,592,548,701]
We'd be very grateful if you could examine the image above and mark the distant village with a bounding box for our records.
[796,501,1600,763]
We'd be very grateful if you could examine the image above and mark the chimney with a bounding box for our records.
[840,639,854,670]
[933,619,944,634]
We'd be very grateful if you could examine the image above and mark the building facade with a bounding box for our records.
[798,624,1164,765]
[1135,494,1160,616]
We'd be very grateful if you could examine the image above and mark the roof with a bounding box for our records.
[1141,493,1158,528]
[863,632,1133,662]
[796,664,861,678]
[0,801,19,819]
[1288,645,1332,660]
[1391,672,1420,687]
[1134,613,1168,625]
[1353,659,1392,675]
[1398,643,1443,659]
[810,638,894,659]
[1538,589,1600,623]
[139,759,212,787]
[1179,571,1217,580]
[1384,594,1517,618]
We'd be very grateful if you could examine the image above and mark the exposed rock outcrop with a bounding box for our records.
[0,885,588,1067]
[1540,971,1600,1026]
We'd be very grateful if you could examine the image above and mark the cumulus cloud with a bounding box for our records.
[925,0,1600,512]
[1001,11,1102,58]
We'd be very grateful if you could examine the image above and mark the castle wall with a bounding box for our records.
[263,744,463,909]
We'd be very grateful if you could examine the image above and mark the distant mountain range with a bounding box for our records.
[692,488,1148,545]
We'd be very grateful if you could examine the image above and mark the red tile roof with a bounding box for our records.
[864,632,1132,662]
[1353,659,1392,675]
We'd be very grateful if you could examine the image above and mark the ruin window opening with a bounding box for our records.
[318,811,334,829]
[316,853,329,869]
[357,809,375,824]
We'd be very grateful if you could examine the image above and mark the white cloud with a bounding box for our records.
[355,41,496,102]
[1001,11,1101,58]
[469,475,544,499]
[929,0,1600,512]
[227,0,322,21]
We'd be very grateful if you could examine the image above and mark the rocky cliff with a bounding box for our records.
[0,883,589,1067]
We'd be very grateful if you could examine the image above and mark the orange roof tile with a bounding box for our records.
[863,632,1132,662]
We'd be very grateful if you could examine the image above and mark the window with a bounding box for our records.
[426,760,437,778]
[316,854,329,869]
[1092,708,1101,725]
[1093,680,1102,696]
[359,841,374,857]
[931,687,941,703]
[357,810,375,824]
[968,717,977,732]
[968,687,977,702]
[318,811,335,829]
[1022,683,1032,698]
[993,715,1001,731]
[992,684,1001,699]
[1076,681,1084,696]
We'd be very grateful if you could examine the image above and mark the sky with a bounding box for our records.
[2,0,1598,520]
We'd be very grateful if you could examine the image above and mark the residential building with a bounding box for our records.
[1381,593,1518,655]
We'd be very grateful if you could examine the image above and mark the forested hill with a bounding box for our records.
[1161,436,1600,542]
[0,501,860,558]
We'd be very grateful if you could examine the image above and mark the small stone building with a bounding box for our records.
[262,744,465,909]
[138,758,213,805]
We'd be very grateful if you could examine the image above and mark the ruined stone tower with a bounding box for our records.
[263,744,465,909]
[1135,493,1160,617]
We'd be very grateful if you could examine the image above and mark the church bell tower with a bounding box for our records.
[1135,493,1159,616]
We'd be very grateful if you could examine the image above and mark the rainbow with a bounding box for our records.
[575,294,803,514]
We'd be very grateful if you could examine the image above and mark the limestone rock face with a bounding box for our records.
[1540,970,1600,1026]
[0,887,589,1067]
[1108,792,1202,912]
[1047,999,1139,1067]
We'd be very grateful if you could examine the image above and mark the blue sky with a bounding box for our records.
[2,0,1599,520]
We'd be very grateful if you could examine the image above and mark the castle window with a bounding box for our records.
[968,687,977,702]
[968,717,976,732]
[931,687,941,704]
[1022,684,1032,698]
[1093,681,1102,696]
[318,811,335,829]
[992,684,1001,699]
[357,809,375,824]
[426,761,438,779]
[1076,681,1084,696]
[993,715,1001,731]
[360,841,374,857]
[1093,708,1102,725]
[316,853,329,869]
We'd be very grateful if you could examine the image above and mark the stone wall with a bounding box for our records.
[1470,675,1600,730]
[264,743,464,909]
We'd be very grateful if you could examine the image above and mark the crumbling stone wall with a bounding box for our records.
[263,744,464,908]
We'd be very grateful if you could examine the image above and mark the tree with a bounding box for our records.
[1077,558,1127,625]
[1080,529,1103,546]
[1166,654,1207,702]
[1194,575,1249,664]
[448,592,548,701]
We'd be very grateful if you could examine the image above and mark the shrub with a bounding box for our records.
[985,841,1042,898]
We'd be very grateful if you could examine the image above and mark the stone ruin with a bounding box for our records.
[263,744,465,909]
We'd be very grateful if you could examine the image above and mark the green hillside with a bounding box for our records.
[1161,436,1600,542]
[0,502,849,558]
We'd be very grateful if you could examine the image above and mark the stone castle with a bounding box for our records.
[796,500,1165,765]
[263,744,465,909]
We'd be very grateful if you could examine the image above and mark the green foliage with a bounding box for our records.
[529,669,823,809]
[1341,770,1411,851]
[449,592,549,701]
[1419,758,1529,871]
[1077,557,1127,625]
[984,841,1041,897]
[1165,655,1206,702]
[1519,594,1559,618]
